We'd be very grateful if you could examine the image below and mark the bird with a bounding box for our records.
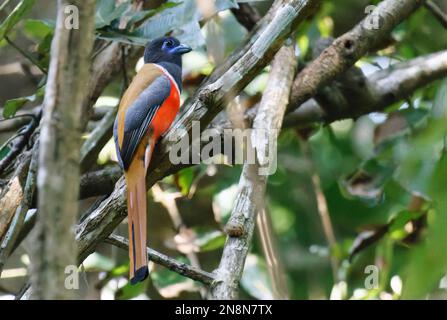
[113,36,191,285]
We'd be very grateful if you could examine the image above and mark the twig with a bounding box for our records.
[152,183,208,298]
[0,0,12,12]
[105,234,215,285]
[5,36,47,74]
[121,46,129,90]
[425,0,447,29]
[15,282,31,300]
[298,136,339,282]
[311,172,338,279]
[80,108,117,172]
[0,111,39,133]
[256,208,290,299]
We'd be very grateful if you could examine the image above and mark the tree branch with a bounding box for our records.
[286,49,447,126]
[105,234,215,286]
[80,108,116,172]
[30,0,96,299]
[288,0,425,111]
[79,165,122,199]
[211,43,297,299]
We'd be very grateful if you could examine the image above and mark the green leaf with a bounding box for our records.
[0,0,35,41]
[83,252,115,272]
[212,184,238,224]
[388,210,424,243]
[0,143,12,161]
[402,154,447,298]
[109,264,129,277]
[432,78,447,119]
[177,167,194,195]
[193,228,225,252]
[240,254,273,300]
[36,32,53,67]
[3,87,44,118]
[125,2,180,26]
[132,0,237,48]
[23,19,53,40]
[115,279,147,300]
[95,0,130,29]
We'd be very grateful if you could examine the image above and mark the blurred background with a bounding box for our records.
[1,0,447,300]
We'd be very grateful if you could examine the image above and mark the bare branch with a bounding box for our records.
[105,234,215,286]
[289,0,425,111]
[287,49,447,126]
[79,165,122,199]
[80,108,116,172]
[211,44,297,299]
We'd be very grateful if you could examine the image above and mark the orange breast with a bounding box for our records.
[150,74,180,140]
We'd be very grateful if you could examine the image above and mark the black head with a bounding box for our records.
[143,36,192,67]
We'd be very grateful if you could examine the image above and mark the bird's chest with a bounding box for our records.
[150,76,180,138]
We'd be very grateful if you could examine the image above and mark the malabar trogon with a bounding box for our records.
[113,37,191,284]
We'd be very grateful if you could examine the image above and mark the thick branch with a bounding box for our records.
[211,44,297,300]
[30,0,95,300]
[289,0,425,110]
[287,49,447,125]
[79,165,122,199]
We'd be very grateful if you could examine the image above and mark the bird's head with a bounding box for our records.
[143,36,192,66]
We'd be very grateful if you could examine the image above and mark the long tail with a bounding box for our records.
[124,135,155,285]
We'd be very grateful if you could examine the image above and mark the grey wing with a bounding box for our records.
[114,75,171,170]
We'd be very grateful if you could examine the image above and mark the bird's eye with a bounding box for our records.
[165,40,174,47]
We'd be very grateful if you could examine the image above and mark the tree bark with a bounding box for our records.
[210,44,297,299]
[289,0,425,110]
[30,0,95,299]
